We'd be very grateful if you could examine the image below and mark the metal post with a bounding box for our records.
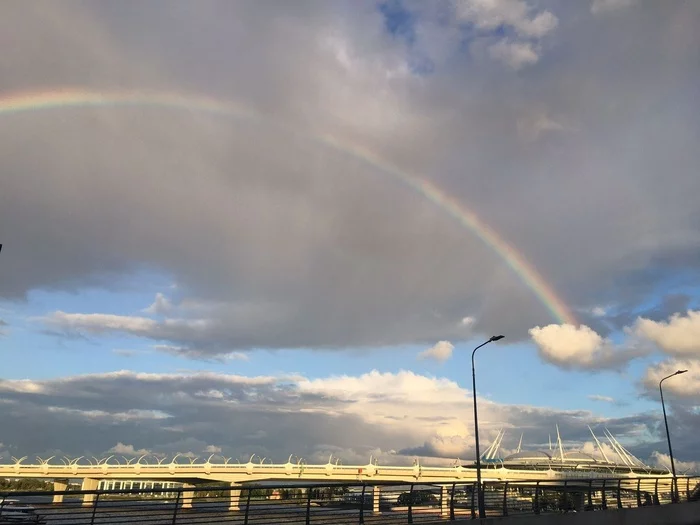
[471,335,504,519]
[243,488,252,525]
[502,482,508,516]
[601,479,607,510]
[534,482,540,515]
[171,491,181,525]
[408,483,414,524]
[450,483,456,521]
[472,348,484,519]
[661,384,677,502]
[654,478,659,505]
[660,370,687,503]
[89,492,100,525]
[616,479,622,509]
[587,480,592,510]
[636,478,642,507]
[359,485,365,525]
[305,487,311,525]
[470,483,476,519]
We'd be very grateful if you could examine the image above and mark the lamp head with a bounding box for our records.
[490,335,505,342]
[676,370,688,375]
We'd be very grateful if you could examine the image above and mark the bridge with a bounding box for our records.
[1,476,699,525]
[0,454,678,482]
[0,455,685,510]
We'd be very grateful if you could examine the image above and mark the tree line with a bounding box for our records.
[0,478,55,491]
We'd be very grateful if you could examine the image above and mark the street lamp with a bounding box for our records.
[472,335,504,519]
[659,369,687,503]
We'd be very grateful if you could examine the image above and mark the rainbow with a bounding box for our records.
[0,88,576,325]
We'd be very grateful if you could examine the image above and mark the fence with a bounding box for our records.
[1,476,698,524]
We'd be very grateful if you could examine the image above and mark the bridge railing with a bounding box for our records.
[1,476,698,524]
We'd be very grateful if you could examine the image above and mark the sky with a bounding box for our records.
[1,0,700,472]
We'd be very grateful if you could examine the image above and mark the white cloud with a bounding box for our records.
[453,0,558,38]
[298,370,468,406]
[643,360,700,398]
[418,341,455,362]
[46,311,157,335]
[461,316,475,326]
[424,434,471,458]
[580,440,621,462]
[516,112,568,141]
[204,445,222,454]
[529,323,644,370]
[635,310,700,357]
[222,352,249,361]
[46,407,170,422]
[0,379,46,394]
[591,306,608,318]
[591,0,638,15]
[109,442,150,456]
[588,394,615,403]
[153,345,249,362]
[488,40,540,69]
[530,310,700,371]
[297,370,475,444]
[143,293,172,315]
[650,451,700,475]
[112,349,139,357]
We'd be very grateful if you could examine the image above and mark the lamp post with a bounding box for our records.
[659,369,687,503]
[472,335,504,519]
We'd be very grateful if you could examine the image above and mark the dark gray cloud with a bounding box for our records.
[0,370,690,466]
[0,372,398,463]
[1,1,699,355]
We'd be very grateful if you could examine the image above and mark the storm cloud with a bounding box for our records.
[0,1,698,355]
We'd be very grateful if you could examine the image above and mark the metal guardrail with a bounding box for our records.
[1,477,698,524]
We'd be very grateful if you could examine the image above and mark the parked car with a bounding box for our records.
[0,499,46,524]
[396,490,438,506]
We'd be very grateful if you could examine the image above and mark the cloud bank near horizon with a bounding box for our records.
[0,369,685,468]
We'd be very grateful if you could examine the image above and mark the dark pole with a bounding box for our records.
[659,369,687,503]
[472,335,504,519]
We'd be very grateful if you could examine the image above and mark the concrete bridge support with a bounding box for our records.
[440,484,450,518]
[81,478,99,506]
[373,486,381,514]
[229,483,242,511]
[181,484,195,509]
[52,480,68,504]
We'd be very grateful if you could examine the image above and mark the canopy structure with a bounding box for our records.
[475,426,666,476]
